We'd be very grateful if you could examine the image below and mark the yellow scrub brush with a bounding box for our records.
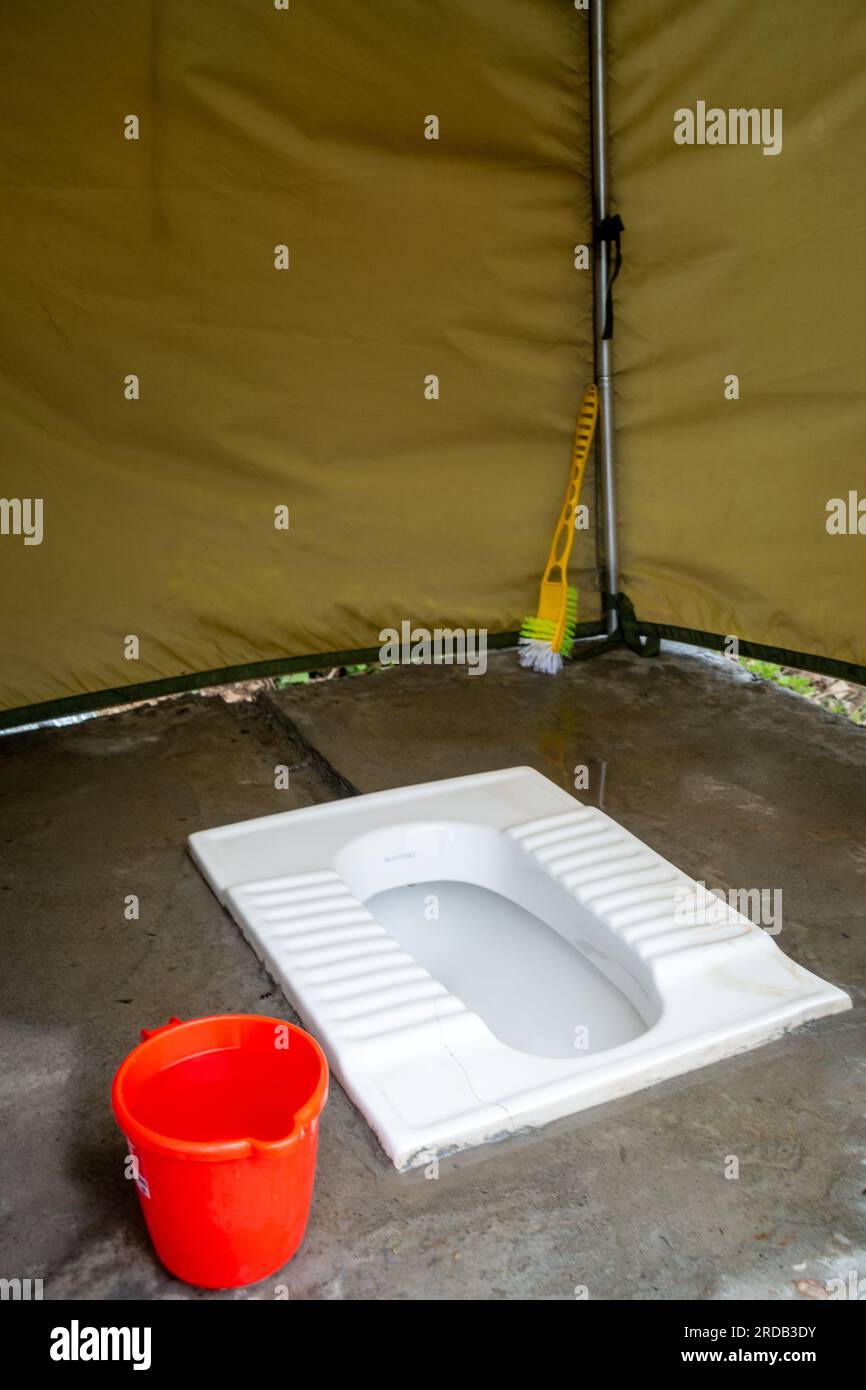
[519,383,599,675]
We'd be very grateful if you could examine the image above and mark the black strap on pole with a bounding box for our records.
[595,212,624,340]
[601,591,660,657]
[567,594,660,663]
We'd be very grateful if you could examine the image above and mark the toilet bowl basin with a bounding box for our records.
[189,767,850,1169]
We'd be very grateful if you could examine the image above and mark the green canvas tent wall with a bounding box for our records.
[610,0,866,679]
[1,0,864,726]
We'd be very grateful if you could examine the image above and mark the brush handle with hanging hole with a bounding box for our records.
[542,384,599,585]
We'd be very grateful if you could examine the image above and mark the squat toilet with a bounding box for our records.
[190,767,850,1168]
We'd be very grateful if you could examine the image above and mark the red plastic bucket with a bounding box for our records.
[112,1014,328,1289]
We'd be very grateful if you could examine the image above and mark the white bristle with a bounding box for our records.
[518,637,563,676]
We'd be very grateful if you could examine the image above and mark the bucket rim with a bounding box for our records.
[111,1013,329,1162]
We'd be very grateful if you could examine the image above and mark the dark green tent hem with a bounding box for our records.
[3,620,862,734]
[0,626,607,732]
[644,625,866,690]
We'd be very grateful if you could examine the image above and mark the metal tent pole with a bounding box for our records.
[590,0,620,637]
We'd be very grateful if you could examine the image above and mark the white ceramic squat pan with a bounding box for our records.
[189,768,850,1169]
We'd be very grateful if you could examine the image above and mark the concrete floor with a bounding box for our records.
[1,645,864,1300]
